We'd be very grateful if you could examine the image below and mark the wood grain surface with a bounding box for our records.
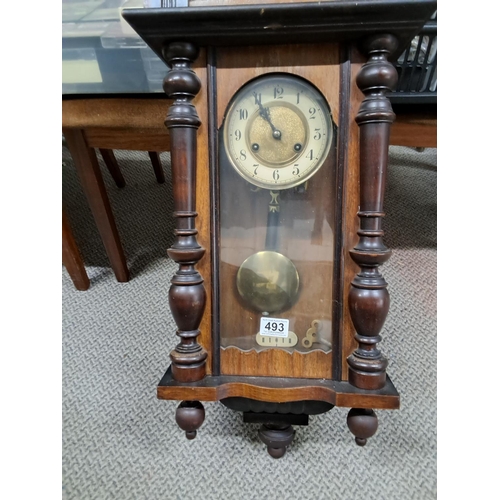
[62,209,90,291]
[216,44,340,129]
[390,113,437,147]
[62,99,171,151]
[157,368,400,409]
[340,50,364,380]
[62,98,172,130]
[193,49,213,375]
[220,347,332,378]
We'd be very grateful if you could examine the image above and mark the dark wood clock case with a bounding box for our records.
[123,0,437,458]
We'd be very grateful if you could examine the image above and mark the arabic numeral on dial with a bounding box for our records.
[273,170,279,181]
[234,129,242,141]
[292,166,300,176]
[253,92,262,105]
[296,92,302,104]
[253,165,259,176]
[274,86,284,99]
[314,129,322,140]
[307,149,314,160]
[239,109,248,120]
[240,150,247,161]
[309,107,316,119]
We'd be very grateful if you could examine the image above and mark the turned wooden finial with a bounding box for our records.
[162,42,207,383]
[175,400,206,440]
[347,408,379,446]
[258,424,295,459]
[347,34,398,390]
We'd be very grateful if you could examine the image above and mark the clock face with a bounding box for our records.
[223,74,333,190]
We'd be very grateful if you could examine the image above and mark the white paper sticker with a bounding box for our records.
[259,317,289,338]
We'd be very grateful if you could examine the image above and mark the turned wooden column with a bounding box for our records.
[347,34,398,390]
[162,42,208,382]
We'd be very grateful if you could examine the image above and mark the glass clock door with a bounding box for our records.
[218,73,339,379]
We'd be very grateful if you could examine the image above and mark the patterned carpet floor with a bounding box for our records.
[62,146,437,499]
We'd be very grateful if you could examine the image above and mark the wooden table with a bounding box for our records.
[390,106,437,148]
[62,96,171,282]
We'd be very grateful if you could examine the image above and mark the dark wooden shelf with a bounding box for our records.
[158,367,400,410]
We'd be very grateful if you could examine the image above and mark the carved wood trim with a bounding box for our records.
[157,368,400,410]
[162,42,208,382]
[220,347,332,379]
[347,34,398,390]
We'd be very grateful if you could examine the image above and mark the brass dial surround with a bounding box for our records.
[223,74,333,190]
[247,102,308,167]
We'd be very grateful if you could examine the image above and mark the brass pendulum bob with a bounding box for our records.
[236,190,299,314]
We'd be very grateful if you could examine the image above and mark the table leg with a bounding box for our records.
[62,209,90,291]
[148,151,166,184]
[99,149,126,188]
[63,127,130,282]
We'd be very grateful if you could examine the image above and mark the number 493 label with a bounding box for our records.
[259,317,289,338]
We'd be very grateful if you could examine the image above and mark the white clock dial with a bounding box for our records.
[223,74,333,190]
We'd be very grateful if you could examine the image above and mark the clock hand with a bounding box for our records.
[253,93,282,140]
[261,108,282,140]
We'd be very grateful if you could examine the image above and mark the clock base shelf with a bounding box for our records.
[157,367,399,410]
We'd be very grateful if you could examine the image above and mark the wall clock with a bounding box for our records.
[123,0,437,458]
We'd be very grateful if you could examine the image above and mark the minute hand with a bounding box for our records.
[254,94,282,140]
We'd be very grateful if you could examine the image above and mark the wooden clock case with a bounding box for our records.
[123,0,437,457]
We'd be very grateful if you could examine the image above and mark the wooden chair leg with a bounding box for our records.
[62,209,90,291]
[99,148,126,188]
[148,151,166,184]
[63,127,130,283]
